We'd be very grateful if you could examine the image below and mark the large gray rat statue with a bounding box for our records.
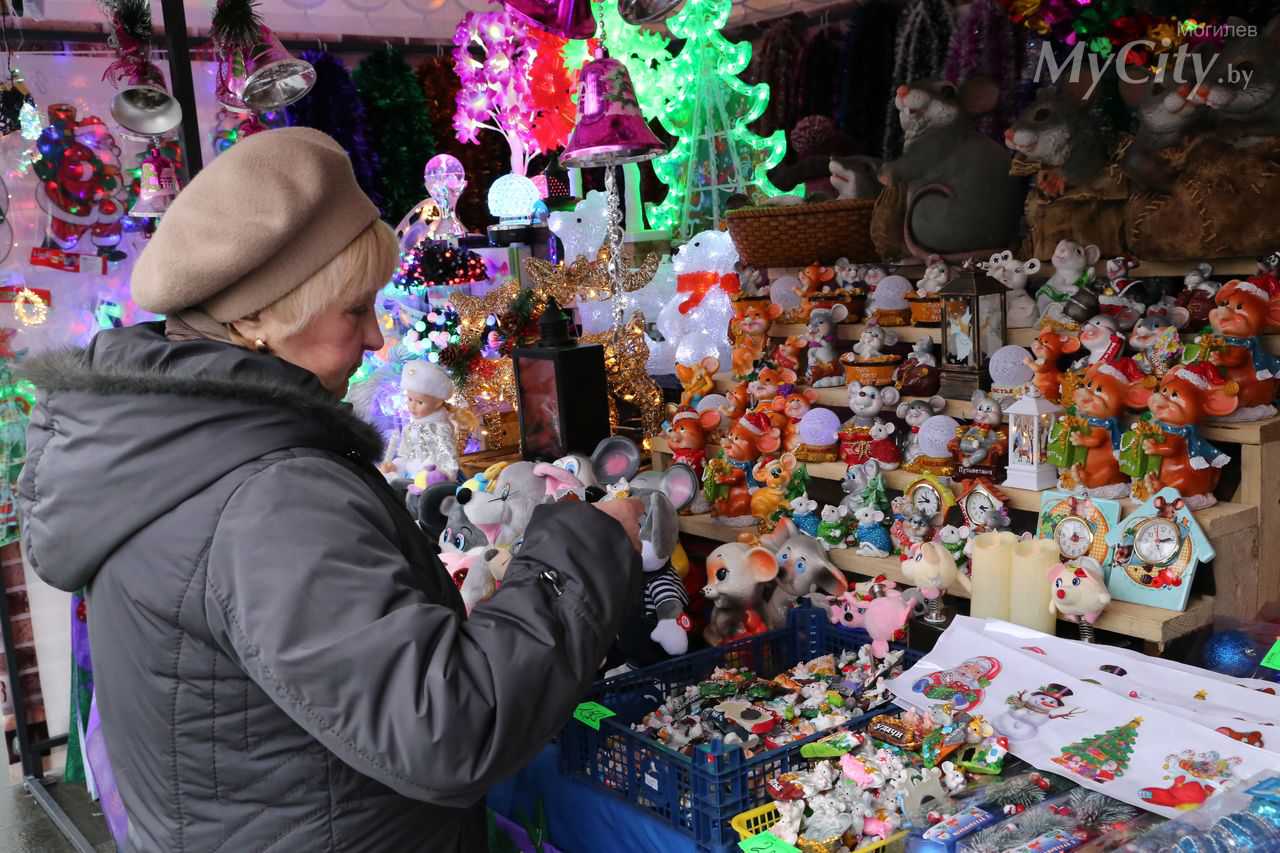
[758,518,849,630]
[876,78,1025,260]
[1118,68,1204,191]
[1004,76,1129,257]
[1183,16,1280,143]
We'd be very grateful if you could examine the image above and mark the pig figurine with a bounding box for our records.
[983,250,1041,328]
[861,590,919,658]
[1048,557,1111,625]
[902,541,971,599]
[879,78,1024,259]
[702,542,778,645]
[759,518,849,630]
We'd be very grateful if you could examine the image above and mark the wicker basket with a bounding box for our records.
[726,198,878,267]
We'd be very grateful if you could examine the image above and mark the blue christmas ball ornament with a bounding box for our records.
[1201,630,1259,677]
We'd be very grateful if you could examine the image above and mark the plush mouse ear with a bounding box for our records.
[591,436,641,485]
[634,463,700,511]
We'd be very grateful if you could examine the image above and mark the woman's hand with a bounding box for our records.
[592,497,644,553]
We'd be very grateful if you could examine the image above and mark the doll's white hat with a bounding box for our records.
[401,361,453,399]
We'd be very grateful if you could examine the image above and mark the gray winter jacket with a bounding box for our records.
[17,323,642,852]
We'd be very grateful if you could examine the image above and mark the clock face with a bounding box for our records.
[1054,515,1093,559]
[964,490,995,526]
[1133,517,1182,566]
[912,486,940,517]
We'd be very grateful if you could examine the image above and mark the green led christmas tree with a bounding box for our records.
[1052,717,1142,783]
[645,0,794,240]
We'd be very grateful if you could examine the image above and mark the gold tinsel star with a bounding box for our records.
[1193,689,1207,701]
[583,313,665,440]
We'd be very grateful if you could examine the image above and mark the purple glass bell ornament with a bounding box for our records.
[503,0,596,40]
[561,50,667,168]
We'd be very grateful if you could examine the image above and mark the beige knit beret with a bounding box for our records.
[131,127,381,323]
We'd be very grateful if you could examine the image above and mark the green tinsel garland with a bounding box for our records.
[354,46,437,225]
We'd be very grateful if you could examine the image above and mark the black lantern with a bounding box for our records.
[511,298,611,460]
[939,270,1008,400]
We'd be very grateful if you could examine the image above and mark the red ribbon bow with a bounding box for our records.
[676,271,740,314]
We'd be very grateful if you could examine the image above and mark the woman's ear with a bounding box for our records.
[229,312,268,346]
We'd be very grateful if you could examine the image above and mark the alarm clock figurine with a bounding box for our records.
[380,361,470,485]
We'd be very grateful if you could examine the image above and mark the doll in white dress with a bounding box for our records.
[380,360,465,483]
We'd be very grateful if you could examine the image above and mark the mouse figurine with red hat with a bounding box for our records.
[1135,362,1239,508]
[703,410,782,526]
[1195,277,1280,421]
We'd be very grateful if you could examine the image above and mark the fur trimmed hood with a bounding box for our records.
[17,323,385,591]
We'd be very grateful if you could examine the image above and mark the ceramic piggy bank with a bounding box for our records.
[702,542,778,645]
[1047,557,1111,624]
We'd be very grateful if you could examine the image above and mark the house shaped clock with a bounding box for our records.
[1105,487,1212,612]
[1037,490,1122,573]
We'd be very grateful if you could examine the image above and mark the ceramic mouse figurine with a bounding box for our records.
[1203,278,1280,420]
[1129,310,1184,377]
[1074,315,1127,371]
[705,411,783,526]
[702,542,778,645]
[1036,240,1102,321]
[983,250,1041,328]
[665,408,721,486]
[817,504,850,549]
[731,300,784,380]
[839,460,883,515]
[758,518,850,630]
[897,396,947,464]
[878,77,1024,259]
[949,389,1007,480]
[750,452,799,532]
[771,388,819,452]
[675,355,719,408]
[788,493,820,537]
[851,505,893,557]
[1139,363,1238,507]
[916,255,953,296]
[1061,361,1150,498]
[805,304,850,387]
[894,338,941,397]
[852,322,898,361]
[1026,325,1083,403]
[840,382,902,469]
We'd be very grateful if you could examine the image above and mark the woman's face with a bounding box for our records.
[266,290,384,397]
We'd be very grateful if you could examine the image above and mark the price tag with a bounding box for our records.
[1260,639,1280,671]
[738,831,800,852]
[573,701,616,731]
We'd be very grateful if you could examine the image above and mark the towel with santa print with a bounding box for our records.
[886,618,1273,816]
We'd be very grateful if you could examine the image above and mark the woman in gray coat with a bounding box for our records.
[17,128,644,852]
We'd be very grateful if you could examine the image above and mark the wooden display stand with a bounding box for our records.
[654,256,1278,653]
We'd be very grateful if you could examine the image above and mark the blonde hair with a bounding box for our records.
[256,219,398,337]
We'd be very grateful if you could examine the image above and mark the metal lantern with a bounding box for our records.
[511,298,612,460]
[939,270,1007,400]
[1003,387,1062,491]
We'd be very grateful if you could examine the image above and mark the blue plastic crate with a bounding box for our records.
[559,605,922,853]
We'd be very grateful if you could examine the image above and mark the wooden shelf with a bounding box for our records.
[654,436,1255,537]
[676,513,1215,646]
[709,368,1280,447]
